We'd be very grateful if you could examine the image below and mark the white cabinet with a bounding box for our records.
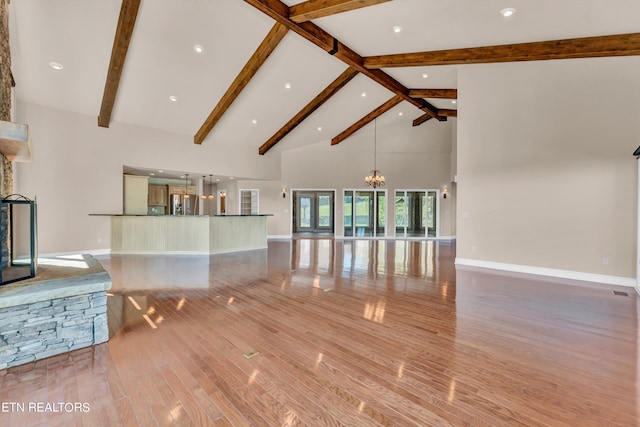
[123,175,149,215]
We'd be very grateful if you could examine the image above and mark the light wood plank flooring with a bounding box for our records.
[0,240,638,426]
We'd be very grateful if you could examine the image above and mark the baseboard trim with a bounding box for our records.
[268,235,292,240]
[335,236,456,241]
[455,258,636,288]
[39,249,111,258]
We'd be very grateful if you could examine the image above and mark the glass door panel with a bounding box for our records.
[355,191,374,236]
[395,192,407,237]
[297,194,312,231]
[317,193,332,229]
[376,192,386,237]
[426,191,436,237]
[344,191,353,237]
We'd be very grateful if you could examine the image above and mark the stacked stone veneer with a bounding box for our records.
[0,291,108,369]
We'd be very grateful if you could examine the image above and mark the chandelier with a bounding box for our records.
[207,174,214,199]
[201,174,215,200]
[365,118,385,188]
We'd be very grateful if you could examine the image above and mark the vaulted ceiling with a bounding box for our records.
[9,0,640,158]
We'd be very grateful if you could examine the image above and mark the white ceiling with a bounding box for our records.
[9,0,640,161]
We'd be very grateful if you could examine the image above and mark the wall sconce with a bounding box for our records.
[282,187,287,198]
[442,187,448,199]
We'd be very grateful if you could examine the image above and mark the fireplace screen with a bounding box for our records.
[1,195,37,285]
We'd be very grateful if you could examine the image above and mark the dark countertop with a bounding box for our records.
[90,214,273,217]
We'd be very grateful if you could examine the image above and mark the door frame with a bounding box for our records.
[217,189,227,215]
[394,188,441,239]
[291,189,336,236]
[342,188,388,239]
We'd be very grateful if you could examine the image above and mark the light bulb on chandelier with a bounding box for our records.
[208,174,214,199]
[365,118,385,188]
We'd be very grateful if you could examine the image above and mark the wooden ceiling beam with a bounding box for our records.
[194,22,289,145]
[364,32,640,68]
[437,109,457,117]
[408,89,457,99]
[244,0,443,120]
[98,0,141,128]
[412,113,432,127]
[331,95,403,145]
[259,67,359,155]
[289,0,391,23]
[413,109,457,127]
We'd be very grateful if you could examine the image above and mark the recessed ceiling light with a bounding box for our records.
[169,95,178,102]
[229,177,234,180]
[452,100,457,104]
[49,62,63,70]
[500,7,516,17]
[361,92,367,98]
[180,175,185,179]
[317,126,323,131]
[398,112,404,116]
[193,44,204,53]
[149,173,155,176]
[422,73,429,79]
[251,119,257,124]
[284,82,292,90]
[392,26,402,34]
[216,179,220,182]
[158,170,164,173]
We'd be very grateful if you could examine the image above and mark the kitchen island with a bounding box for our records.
[104,215,270,255]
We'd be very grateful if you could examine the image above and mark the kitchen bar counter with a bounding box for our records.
[106,215,270,255]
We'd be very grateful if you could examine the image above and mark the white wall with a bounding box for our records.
[280,120,455,238]
[14,102,280,254]
[15,101,455,253]
[236,179,290,237]
[457,57,640,280]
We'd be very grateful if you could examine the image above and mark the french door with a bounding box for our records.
[293,191,334,234]
[343,190,386,237]
[395,190,437,238]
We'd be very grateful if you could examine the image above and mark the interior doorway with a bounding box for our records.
[293,191,334,235]
[217,190,226,215]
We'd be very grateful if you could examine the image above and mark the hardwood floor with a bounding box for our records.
[1,239,638,426]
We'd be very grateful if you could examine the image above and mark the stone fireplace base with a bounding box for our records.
[0,254,111,369]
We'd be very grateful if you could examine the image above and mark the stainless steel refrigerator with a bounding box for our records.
[170,194,199,215]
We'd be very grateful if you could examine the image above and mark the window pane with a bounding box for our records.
[355,194,371,227]
[427,193,434,228]
[395,193,405,227]
[300,197,311,228]
[377,193,385,227]
[376,192,386,237]
[344,192,353,236]
[318,195,331,227]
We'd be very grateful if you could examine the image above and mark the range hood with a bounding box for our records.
[0,120,30,162]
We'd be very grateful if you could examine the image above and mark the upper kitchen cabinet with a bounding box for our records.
[148,185,168,206]
[123,175,149,215]
[168,185,196,196]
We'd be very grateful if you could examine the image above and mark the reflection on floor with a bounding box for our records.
[0,239,637,426]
